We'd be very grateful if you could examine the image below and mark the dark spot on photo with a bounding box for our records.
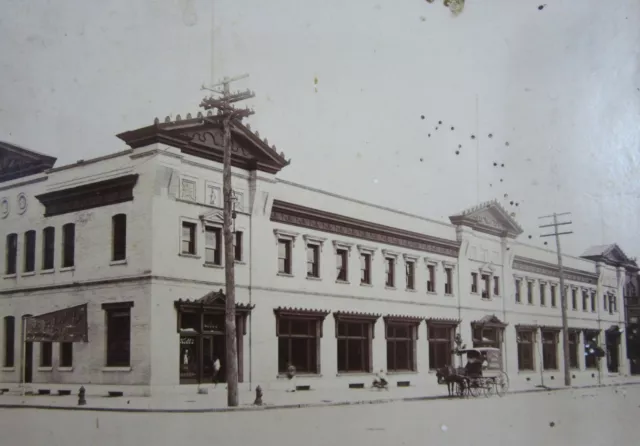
[455,150,460,155]
[438,120,442,125]
[493,162,497,166]
[500,179,503,182]
[451,126,455,130]
[505,142,510,146]
[528,235,532,239]
[458,144,462,148]
[510,201,514,205]
[428,134,431,137]
[471,135,476,139]
[488,133,493,138]
[549,421,555,427]
[538,4,545,10]
[501,164,505,167]
[420,158,424,162]
[421,115,425,120]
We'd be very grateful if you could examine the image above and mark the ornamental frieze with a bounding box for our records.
[271,208,459,258]
[513,258,597,285]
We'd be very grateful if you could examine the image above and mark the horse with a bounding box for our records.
[436,365,466,397]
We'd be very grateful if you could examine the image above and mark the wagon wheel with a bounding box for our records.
[468,378,483,397]
[495,372,509,397]
[455,380,466,398]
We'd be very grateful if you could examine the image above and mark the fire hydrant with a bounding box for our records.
[253,385,263,406]
[78,386,86,406]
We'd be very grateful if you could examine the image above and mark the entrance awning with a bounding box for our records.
[174,289,254,313]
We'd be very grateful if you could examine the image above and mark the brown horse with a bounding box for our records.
[436,365,466,397]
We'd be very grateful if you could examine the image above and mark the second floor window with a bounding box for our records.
[360,253,371,285]
[204,226,222,265]
[515,279,522,303]
[444,267,453,295]
[406,261,415,290]
[181,222,197,255]
[5,233,17,275]
[233,231,243,261]
[307,244,320,278]
[582,290,589,312]
[427,265,436,292]
[539,283,546,306]
[493,276,500,296]
[278,239,292,274]
[385,258,395,287]
[112,214,127,261]
[550,285,557,307]
[481,274,491,299]
[336,249,348,281]
[23,230,36,273]
[62,223,75,268]
[527,281,533,304]
[42,227,55,270]
[471,272,478,293]
[571,289,578,310]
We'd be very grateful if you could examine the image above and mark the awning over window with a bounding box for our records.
[471,314,508,328]
[174,289,254,313]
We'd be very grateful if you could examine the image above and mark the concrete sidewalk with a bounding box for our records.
[2,381,639,413]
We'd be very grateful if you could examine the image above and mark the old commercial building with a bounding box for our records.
[0,116,635,396]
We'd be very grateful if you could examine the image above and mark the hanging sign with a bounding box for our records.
[25,304,89,343]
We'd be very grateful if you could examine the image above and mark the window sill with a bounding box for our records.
[179,253,201,260]
[40,269,55,275]
[58,367,73,372]
[60,266,75,272]
[102,366,132,372]
[277,272,294,278]
[336,372,373,377]
[360,282,373,287]
[387,370,418,375]
[38,367,53,372]
[110,259,127,266]
[385,286,396,291]
[444,293,455,298]
[235,260,246,265]
[517,370,537,374]
[2,274,17,280]
[21,271,36,277]
[203,262,223,269]
[1,367,16,372]
[335,280,350,285]
[427,290,436,295]
[406,288,417,293]
[277,373,322,379]
[306,276,321,281]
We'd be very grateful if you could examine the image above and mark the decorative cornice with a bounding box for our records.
[273,228,299,245]
[303,234,327,246]
[471,314,508,328]
[270,200,460,258]
[382,249,401,258]
[35,174,139,217]
[403,253,420,263]
[273,307,330,318]
[425,317,461,325]
[383,315,424,324]
[515,324,539,331]
[333,240,354,253]
[333,311,381,322]
[512,256,598,285]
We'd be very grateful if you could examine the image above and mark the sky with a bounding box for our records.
[1,0,639,259]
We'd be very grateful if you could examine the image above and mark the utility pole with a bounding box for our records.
[200,75,255,407]
[539,212,573,387]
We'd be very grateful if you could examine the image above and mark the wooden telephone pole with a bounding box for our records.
[200,75,254,407]
[539,212,573,387]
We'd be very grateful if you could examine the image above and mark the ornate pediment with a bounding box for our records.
[581,243,638,270]
[117,113,290,174]
[449,200,523,239]
[0,141,57,184]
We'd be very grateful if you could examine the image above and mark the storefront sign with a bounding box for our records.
[180,337,195,345]
[25,304,88,342]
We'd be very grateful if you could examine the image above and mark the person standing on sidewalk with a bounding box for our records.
[212,356,221,386]
[286,363,297,392]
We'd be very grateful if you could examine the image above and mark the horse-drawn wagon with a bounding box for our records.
[436,347,509,398]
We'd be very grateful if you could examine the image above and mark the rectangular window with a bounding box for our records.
[385,258,395,287]
[471,272,478,293]
[609,294,617,313]
[584,331,599,369]
[527,281,534,304]
[444,267,453,295]
[571,288,578,310]
[540,283,546,306]
[386,323,416,372]
[104,303,132,367]
[517,329,535,371]
[406,261,416,290]
[493,276,500,296]
[428,325,454,370]
[472,327,501,349]
[60,342,73,368]
[337,320,372,373]
[307,244,320,278]
[204,226,222,265]
[181,221,197,255]
[550,285,557,307]
[61,223,75,268]
[515,278,522,303]
[112,214,127,261]
[42,226,55,270]
[582,290,589,312]
[3,316,15,367]
[604,291,608,311]
[568,331,579,369]
[40,342,53,367]
[336,249,348,281]
[278,239,292,274]
[541,330,558,370]
[277,317,319,374]
[233,231,243,261]
[23,230,36,273]
[427,265,436,292]
[590,291,596,312]
[5,233,17,275]
[481,274,491,299]
[360,252,371,284]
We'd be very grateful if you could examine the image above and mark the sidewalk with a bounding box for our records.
[1,381,639,413]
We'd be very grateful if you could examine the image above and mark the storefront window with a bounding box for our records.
[180,336,198,382]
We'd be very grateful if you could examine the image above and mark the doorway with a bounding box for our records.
[24,342,33,383]
[606,331,620,373]
[201,335,226,383]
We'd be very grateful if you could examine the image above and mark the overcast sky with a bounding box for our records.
[1,0,639,259]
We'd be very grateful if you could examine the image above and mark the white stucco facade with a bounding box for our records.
[0,116,634,396]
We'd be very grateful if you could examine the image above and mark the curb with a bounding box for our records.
[0,381,638,414]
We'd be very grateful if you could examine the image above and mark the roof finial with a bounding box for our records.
[164,116,171,123]
[154,117,159,125]
[246,123,251,130]
[176,114,182,121]
[207,110,213,116]
[263,138,268,145]
[255,130,260,138]
[197,111,203,118]
[186,113,192,119]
